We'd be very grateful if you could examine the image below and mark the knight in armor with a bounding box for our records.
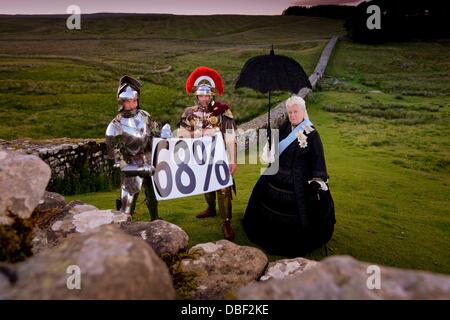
[243,95,336,257]
[105,75,160,220]
[178,67,237,241]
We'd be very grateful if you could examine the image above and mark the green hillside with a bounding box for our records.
[0,14,344,139]
[1,14,449,274]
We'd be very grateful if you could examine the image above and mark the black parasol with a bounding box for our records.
[235,46,311,150]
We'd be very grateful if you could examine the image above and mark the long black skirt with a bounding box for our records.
[243,175,335,257]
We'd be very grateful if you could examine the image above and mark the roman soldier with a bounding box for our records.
[105,75,160,220]
[178,66,237,241]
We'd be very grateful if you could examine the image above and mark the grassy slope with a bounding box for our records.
[0,15,344,139]
[67,39,450,274]
[1,15,448,274]
[313,40,450,272]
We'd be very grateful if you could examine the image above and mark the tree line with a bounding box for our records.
[283,0,448,43]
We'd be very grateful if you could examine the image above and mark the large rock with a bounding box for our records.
[180,240,268,300]
[259,257,320,282]
[2,225,176,299]
[236,255,450,300]
[30,228,51,255]
[0,150,51,225]
[32,191,67,225]
[31,201,131,254]
[30,192,67,254]
[34,191,67,215]
[121,220,189,256]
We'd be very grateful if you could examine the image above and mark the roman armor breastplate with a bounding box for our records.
[188,107,220,129]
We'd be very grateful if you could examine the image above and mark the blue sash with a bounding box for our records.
[278,119,314,155]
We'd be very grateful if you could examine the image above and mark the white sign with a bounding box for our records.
[151,132,233,201]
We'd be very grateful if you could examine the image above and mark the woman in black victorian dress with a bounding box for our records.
[243,95,336,257]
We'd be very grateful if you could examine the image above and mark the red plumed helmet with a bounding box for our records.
[185,66,224,96]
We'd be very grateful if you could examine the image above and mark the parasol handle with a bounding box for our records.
[268,91,272,151]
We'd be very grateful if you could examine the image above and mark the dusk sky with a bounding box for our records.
[1,0,363,15]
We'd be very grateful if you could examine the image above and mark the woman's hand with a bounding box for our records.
[229,163,237,175]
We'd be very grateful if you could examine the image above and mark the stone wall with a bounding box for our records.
[0,138,118,195]
[2,149,450,300]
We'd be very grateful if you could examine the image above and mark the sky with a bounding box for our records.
[0,0,363,15]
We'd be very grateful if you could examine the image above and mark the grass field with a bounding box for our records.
[67,39,450,275]
[0,14,344,139]
[1,15,449,274]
